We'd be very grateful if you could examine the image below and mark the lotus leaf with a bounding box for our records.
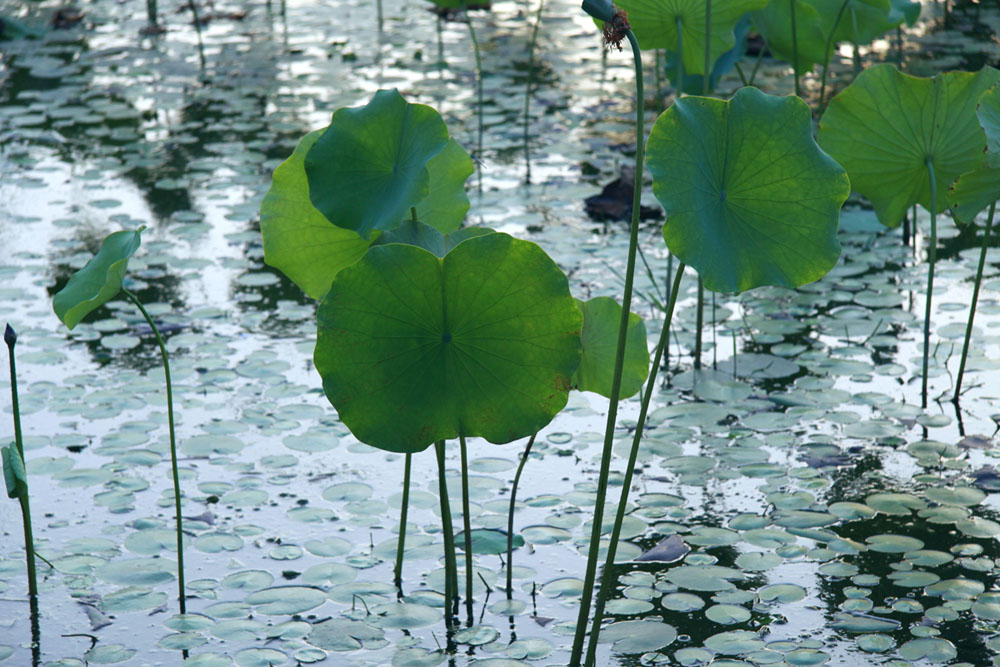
[314,232,582,452]
[818,64,1000,227]
[1,444,25,499]
[305,89,451,239]
[260,129,374,300]
[53,227,143,329]
[647,86,848,293]
[572,297,648,399]
[615,0,767,74]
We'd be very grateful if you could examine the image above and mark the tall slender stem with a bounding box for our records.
[694,278,704,369]
[523,0,544,183]
[569,29,645,667]
[146,0,158,26]
[921,159,938,408]
[122,289,185,614]
[704,0,711,96]
[506,433,536,598]
[393,453,412,594]
[748,37,766,87]
[954,201,996,402]
[819,0,850,112]
[467,15,484,192]
[434,440,458,628]
[790,0,801,97]
[584,266,686,667]
[459,434,474,625]
[6,326,37,603]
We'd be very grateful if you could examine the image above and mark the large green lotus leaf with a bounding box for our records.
[305,89,450,239]
[415,139,474,234]
[314,233,582,452]
[979,85,1000,167]
[810,0,895,46]
[616,0,768,75]
[261,129,374,300]
[53,228,143,330]
[572,297,649,399]
[947,166,1000,224]
[818,64,1000,227]
[646,86,849,293]
[751,0,828,73]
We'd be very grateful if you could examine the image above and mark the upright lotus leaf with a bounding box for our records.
[888,0,920,26]
[751,0,828,73]
[646,86,849,293]
[414,139,474,235]
[666,15,751,95]
[572,297,649,399]
[314,233,582,452]
[947,85,1000,223]
[53,227,144,330]
[948,167,1000,224]
[818,64,1000,227]
[810,0,895,46]
[979,85,1000,168]
[260,129,374,300]
[616,0,768,75]
[305,89,450,239]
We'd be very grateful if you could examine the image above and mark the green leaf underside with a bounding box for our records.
[978,85,1000,168]
[646,87,848,293]
[616,0,767,74]
[53,228,143,330]
[314,233,582,452]
[948,166,1000,224]
[818,64,1000,227]
[415,139,474,234]
[261,129,375,300]
[572,297,649,399]
[305,89,450,240]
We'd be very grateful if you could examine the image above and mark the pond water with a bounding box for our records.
[2,0,1000,665]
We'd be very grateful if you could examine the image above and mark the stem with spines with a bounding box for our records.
[920,159,937,408]
[506,433,535,598]
[393,453,412,594]
[459,433,474,625]
[568,27,645,667]
[584,266,686,667]
[434,440,458,628]
[954,201,996,402]
[121,289,185,614]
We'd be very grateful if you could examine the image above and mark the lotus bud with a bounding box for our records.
[4,324,15,347]
[581,0,615,23]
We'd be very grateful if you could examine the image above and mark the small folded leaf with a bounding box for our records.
[978,84,1000,168]
[572,297,649,399]
[305,89,450,239]
[261,129,375,300]
[2,445,26,499]
[53,227,144,330]
[948,166,1000,224]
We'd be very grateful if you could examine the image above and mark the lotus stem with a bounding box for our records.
[146,0,158,26]
[506,432,536,599]
[695,278,704,369]
[458,433,474,625]
[704,0,711,96]
[5,325,39,604]
[675,16,683,95]
[523,0,544,183]
[466,14,484,192]
[819,0,850,112]
[748,37,766,87]
[920,159,937,408]
[954,201,996,402]
[569,27,645,667]
[121,289,185,614]
[189,0,207,72]
[584,265,686,667]
[790,0,800,97]
[434,440,458,628]
[393,453,412,594]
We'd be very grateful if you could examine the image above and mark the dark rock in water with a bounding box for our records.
[584,166,663,222]
[431,3,491,19]
[635,534,689,563]
[958,434,993,449]
[800,453,853,468]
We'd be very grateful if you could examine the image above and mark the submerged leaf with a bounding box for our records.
[53,227,143,329]
[647,86,848,292]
